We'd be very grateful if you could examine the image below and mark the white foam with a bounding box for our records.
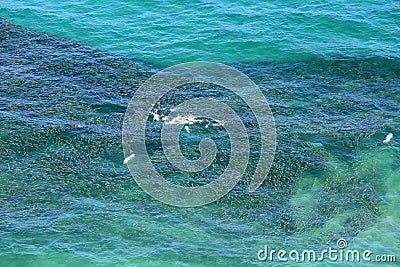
[383,133,393,143]
[123,153,136,164]
[205,120,224,128]
[153,113,161,121]
[151,110,163,121]
[164,115,224,131]
[164,115,202,125]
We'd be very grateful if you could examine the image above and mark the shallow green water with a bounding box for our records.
[0,1,399,266]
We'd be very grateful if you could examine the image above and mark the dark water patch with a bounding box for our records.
[1,18,399,264]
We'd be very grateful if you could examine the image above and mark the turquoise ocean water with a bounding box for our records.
[0,0,399,266]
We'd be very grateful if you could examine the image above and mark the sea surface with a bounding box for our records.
[0,0,399,266]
